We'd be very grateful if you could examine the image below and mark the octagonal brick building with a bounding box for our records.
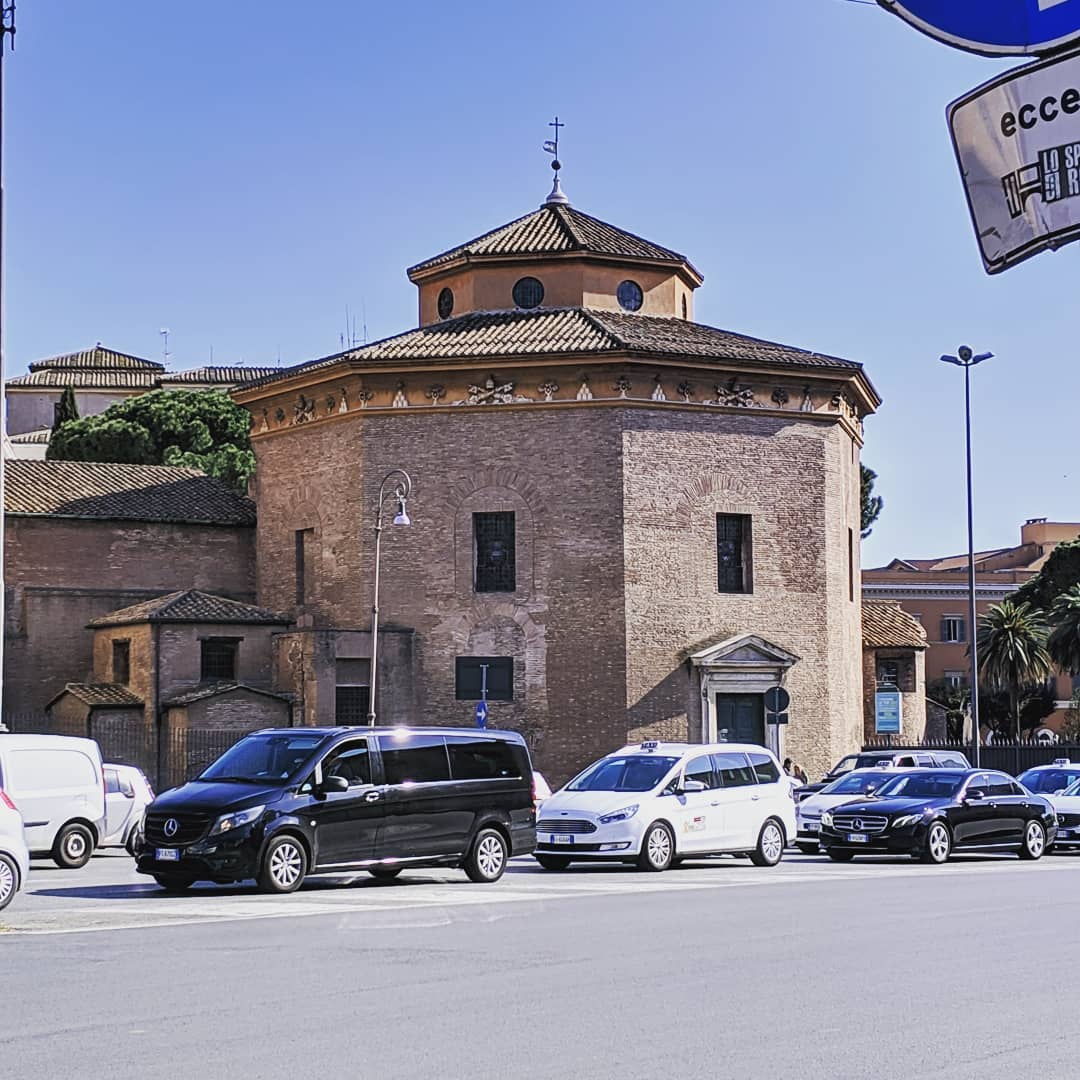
[235,183,880,783]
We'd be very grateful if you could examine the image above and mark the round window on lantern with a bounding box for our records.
[437,287,454,320]
[617,280,643,312]
[512,277,544,309]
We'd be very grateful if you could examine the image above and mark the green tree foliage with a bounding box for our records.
[1014,537,1080,613]
[51,387,80,433]
[47,389,255,491]
[1048,585,1080,676]
[976,599,1054,740]
[860,464,883,539]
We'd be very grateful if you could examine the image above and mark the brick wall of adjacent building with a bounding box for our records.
[4,516,255,718]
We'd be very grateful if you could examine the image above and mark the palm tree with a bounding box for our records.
[1048,585,1080,677]
[977,599,1053,741]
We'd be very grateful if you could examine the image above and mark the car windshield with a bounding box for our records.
[822,771,892,795]
[567,755,680,792]
[1062,778,1080,797]
[198,732,328,784]
[873,772,965,799]
[1018,768,1080,794]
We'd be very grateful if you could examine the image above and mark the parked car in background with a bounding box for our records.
[1017,760,1080,797]
[818,769,1055,864]
[0,735,106,868]
[532,771,552,812]
[795,749,972,803]
[135,727,536,893]
[534,741,796,872]
[0,787,29,911]
[1043,775,1080,850]
[795,767,904,853]
[102,764,154,854]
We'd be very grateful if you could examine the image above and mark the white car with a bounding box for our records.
[1017,760,1080,798]
[0,787,30,911]
[1045,775,1080,849]
[534,741,796,872]
[102,764,155,853]
[795,767,905,853]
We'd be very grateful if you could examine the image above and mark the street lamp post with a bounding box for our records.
[940,345,992,768]
[366,469,412,727]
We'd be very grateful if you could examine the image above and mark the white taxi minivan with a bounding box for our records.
[535,741,796,872]
[0,735,107,867]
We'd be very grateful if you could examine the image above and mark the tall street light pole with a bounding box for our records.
[366,470,412,726]
[940,345,992,768]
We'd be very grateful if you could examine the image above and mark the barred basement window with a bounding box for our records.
[474,512,516,593]
[335,685,370,725]
[716,514,752,594]
[201,638,239,682]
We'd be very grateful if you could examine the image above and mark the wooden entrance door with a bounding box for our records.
[716,694,765,746]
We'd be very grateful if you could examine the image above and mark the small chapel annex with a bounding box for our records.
[234,174,880,782]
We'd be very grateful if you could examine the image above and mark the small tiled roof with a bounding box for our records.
[8,428,51,445]
[5,461,256,525]
[55,683,144,708]
[408,204,696,277]
[8,369,161,389]
[163,682,292,707]
[863,600,928,649]
[159,366,279,386]
[28,344,164,373]
[240,308,861,391]
[89,590,289,628]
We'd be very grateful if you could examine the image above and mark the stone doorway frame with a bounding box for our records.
[689,633,800,757]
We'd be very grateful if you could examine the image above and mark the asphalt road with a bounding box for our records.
[4,851,1080,1080]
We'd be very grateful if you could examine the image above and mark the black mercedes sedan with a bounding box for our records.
[818,769,1056,864]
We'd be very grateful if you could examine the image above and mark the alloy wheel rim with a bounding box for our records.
[762,824,783,863]
[648,827,671,866]
[0,860,13,903]
[65,833,86,859]
[929,824,949,861]
[477,835,504,878]
[1027,822,1044,856]
[271,842,303,887]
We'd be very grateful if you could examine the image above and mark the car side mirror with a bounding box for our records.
[319,775,349,795]
[965,789,984,802]
[681,779,708,794]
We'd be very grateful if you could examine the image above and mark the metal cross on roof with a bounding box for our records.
[542,115,569,206]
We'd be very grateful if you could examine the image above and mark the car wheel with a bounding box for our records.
[535,855,571,871]
[636,821,675,872]
[368,867,402,881]
[0,852,18,911]
[826,849,855,862]
[796,842,819,855]
[464,827,508,883]
[921,820,952,864]
[152,874,195,892]
[125,829,140,857]
[1020,820,1046,861]
[257,835,308,894]
[749,818,785,867]
[52,823,93,869]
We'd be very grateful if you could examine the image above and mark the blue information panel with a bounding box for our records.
[875,690,902,735]
[881,0,1080,56]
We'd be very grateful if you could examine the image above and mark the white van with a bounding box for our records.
[535,741,797,871]
[0,735,107,867]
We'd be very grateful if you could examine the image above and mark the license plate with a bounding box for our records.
[847,833,868,844]
[804,822,819,833]
[156,848,179,861]
[551,835,573,845]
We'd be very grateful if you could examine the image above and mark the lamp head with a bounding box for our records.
[958,345,973,362]
[392,497,410,527]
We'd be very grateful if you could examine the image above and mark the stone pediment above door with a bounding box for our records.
[690,633,800,671]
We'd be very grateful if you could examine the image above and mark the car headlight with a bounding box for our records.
[209,805,265,836]
[820,811,833,827]
[892,813,924,829]
[599,804,639,825]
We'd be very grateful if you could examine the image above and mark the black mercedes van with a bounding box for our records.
[134,727,536,893]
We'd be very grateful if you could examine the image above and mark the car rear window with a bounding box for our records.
[445,736,521,781]
[748,752,779,784]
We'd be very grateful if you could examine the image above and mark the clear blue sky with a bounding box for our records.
[4,0,1076,567]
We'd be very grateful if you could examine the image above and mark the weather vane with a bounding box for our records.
[542,116,569,206]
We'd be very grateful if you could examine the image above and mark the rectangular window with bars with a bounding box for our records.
[716,514,752,594]
[200,638,239,682]
[474,512,516,593]
[335,685,370,725]
[112,640,131,686]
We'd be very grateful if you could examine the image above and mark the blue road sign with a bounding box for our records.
[875,690,902,735]
[880,0,1080,56]
[475,701,489,729]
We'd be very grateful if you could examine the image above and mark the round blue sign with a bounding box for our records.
[880,0,1080,56]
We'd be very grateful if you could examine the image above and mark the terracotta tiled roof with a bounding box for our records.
[8,428,51,445]
[57,683,144,708]
[408,204,692,276]
[5,461,256,525]
[8,369,161,389]
[862,600,927,649]
[163,682,292,707]
[28,344,164,373]
[159,366,279,386]
[241,308,861,390]
[89,590,289,628]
